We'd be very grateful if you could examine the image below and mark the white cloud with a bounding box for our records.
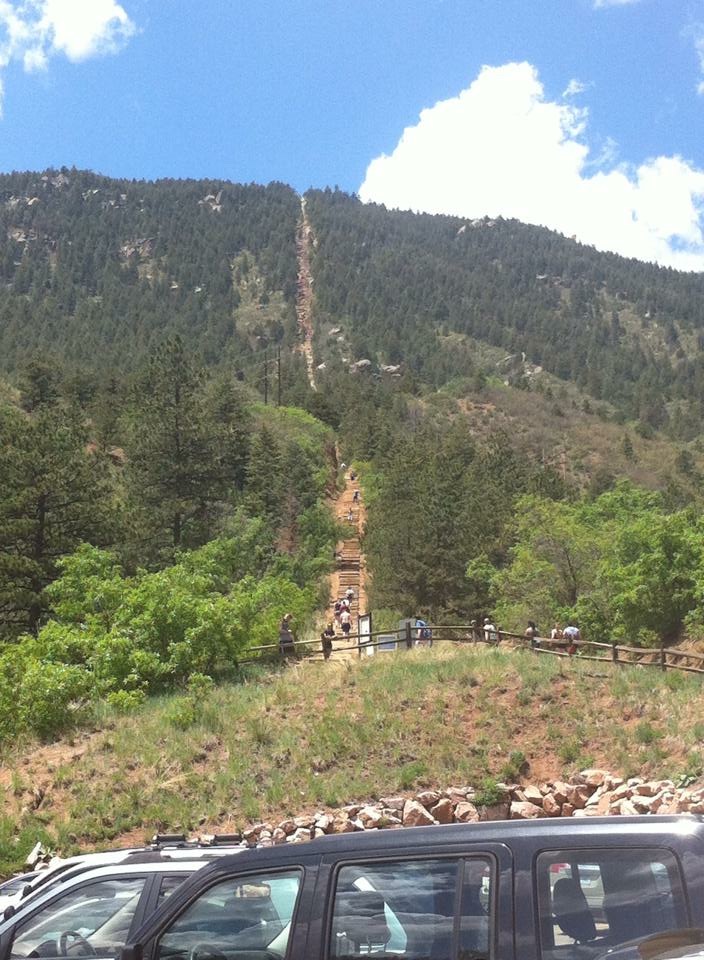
[0,0,135,111]
[359,62,704,272]
[693,28,704,94]
[593,0,641,8]
[563,78,588,98]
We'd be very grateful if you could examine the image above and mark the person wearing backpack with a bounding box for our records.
[415,617,432,647]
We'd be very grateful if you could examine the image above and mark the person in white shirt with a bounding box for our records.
[340,608,352,638]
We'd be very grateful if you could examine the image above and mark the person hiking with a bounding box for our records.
[340,607,352,639]
[563,622,581,655]
[346,507,354,523]
[321,622,335,661]
[415,617,432,647]
[525,621,540,648]
[345,587,355,603]
[483,617,498,644]
[278,613,296,658]
[352,489,360,503]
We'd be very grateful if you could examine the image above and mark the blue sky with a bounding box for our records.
[2,0,704,268]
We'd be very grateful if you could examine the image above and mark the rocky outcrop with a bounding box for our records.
[222,770,704,846]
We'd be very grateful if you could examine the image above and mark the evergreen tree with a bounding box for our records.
[0,403,113,637]
[123,339,230,564]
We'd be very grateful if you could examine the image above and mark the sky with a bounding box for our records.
[1,0,704,270]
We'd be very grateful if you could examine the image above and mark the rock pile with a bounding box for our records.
[235,769,704,847]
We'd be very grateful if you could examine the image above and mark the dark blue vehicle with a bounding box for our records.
[117,816,704,960]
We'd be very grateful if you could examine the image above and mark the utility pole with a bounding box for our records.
[263,349,268,405]
[277,346,282,407]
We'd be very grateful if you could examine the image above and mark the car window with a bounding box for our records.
[328,856,494,960]
[155,870,302,960]
[537,848,687,960]
[156,877,189,906]
[10,877,147,960]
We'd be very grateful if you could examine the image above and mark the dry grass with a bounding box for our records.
[1,646,704,872]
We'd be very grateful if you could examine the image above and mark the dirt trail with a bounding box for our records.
[326,470,367,658]
[296,196,317,392]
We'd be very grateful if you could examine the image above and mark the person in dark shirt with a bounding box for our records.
[279,613,295,657]
[321,622,335,660]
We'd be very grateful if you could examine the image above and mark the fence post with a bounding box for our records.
[611,642,618,665]
[660,643,666,672]
[405,621,413,650]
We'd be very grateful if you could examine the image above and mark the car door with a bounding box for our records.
[132,854,320,960]
[305,841,514,960]
[0,873,156,960]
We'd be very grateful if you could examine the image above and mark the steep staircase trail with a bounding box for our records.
[296,196,317,392]
[327,471,367,657]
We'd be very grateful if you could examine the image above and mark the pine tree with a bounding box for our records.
[123,339,227,564]
[0,403,114,637]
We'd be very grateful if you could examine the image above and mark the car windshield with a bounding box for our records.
[10,878,146,959]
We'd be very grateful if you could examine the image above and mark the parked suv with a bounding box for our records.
[118,815,704,960]
[0,836,246,960]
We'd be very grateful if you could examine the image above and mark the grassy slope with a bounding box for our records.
[2,646,703,871]
[426,374,704,496]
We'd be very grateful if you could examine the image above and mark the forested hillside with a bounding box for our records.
[5,169,704,754]
[0,170,299,371]
[306,189,704,435]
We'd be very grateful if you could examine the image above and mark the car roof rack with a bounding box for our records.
[149,833,243,849]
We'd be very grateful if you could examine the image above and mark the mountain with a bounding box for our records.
[3,170,704,438]
[305,189,704,434]
[0,169,299,372]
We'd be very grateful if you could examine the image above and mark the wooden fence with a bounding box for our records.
[239,622,704,676]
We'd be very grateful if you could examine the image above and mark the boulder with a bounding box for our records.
[314,814,334,833]
[479,802,511,821]
[581,769,610,788]
[431,798,454,824]
[632,781,660,797]
[569,784,592,810]
[510,801,545,820]
[289,827,312,843]
[334,815,356,833]
[379,796,405,812]
[542,793,562,817]
[523,784,544,806]
[416,790,441,809]
[445,787,470,802]
[454,801,480,823]
[358,806,384,828]
[552,781,571,805]
[631,794,660,813]
[610,783,631,802]
[561,803,575,817]
[403,799,437,827]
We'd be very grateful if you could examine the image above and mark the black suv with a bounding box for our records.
[117,815,704,960]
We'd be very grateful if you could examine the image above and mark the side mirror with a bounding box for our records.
[119,945,143,960]
[3,905,15,922]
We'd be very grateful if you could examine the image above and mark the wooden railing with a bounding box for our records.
[239,623,704,676]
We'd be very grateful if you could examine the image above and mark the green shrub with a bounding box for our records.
[105,689,146,713]
[635,721,663,745]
